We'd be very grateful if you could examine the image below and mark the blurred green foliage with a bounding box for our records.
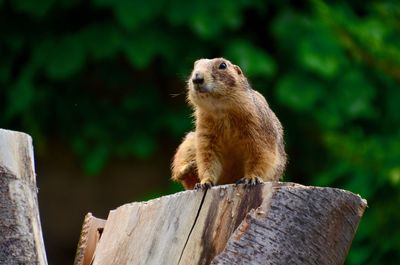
[1,0,400,264]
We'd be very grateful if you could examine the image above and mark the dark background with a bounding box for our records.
[1,0,400,264]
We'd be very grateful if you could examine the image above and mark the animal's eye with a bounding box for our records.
[218,62,227,70]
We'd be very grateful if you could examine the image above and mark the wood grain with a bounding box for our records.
[92,189,205,265]
[0,129,48,265]
[212,183,367,265]
[178,184,272,265]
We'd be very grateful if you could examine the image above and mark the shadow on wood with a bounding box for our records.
[74,182,367,265]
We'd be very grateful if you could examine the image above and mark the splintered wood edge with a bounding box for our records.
[74,213,106,265]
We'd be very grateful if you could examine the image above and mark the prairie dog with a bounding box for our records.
[172,58,286,189]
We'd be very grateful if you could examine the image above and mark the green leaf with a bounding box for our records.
[314,101,344,129]
[5,73,35,120]
[131,134,156,158]
[220,0,243,29]
[225,40,276,77]
[79,24,123,60]
[299,42,340,78]
[388,167,400,186]
[344,171,374,198]
[190,13,222,39]
[114,0,164,30]
[167,1,244,38]
[124,31,169,69]
[298,30,343,78]
[275,74,324,112]
[166,0,196,25]
[84,145,109,176]
[334,70,376,120]
[272,11,310,53]
[33,36,86,80]
[346,245,371,265]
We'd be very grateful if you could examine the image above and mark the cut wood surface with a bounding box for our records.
[0,129,48,265]
[83,182,367,265]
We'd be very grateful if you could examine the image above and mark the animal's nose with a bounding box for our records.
[192,72,204,85]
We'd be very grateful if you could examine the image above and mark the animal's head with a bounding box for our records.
[187,58,249,110]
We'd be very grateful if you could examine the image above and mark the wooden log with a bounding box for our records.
[212,183,367,265]
[74,213,106,265]
[0,129,48,265]
[84,182,366,265]
[92,189,205,265]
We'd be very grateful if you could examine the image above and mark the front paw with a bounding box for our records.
[194,178,214,191]
[236,176,263,187]
[174,161,196,181]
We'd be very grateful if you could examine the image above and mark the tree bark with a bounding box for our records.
[83,182,366,265]
[212,184,367,265]
[0,129,48,265]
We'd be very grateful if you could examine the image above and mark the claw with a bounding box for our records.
[194,180,213,191]
[236,176,263,187]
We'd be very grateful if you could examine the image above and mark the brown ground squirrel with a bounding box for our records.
[171,58,287,190]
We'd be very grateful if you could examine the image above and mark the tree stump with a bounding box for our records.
[76,182,367,265]
[0,129,48,264]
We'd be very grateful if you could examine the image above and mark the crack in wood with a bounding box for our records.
[177,189,208,265]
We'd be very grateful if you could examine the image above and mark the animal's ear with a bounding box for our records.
[233,65,242,75]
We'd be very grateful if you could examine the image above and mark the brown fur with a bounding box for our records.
[171,58,287,189]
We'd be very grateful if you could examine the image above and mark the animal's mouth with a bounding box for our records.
[193,84,210,93]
